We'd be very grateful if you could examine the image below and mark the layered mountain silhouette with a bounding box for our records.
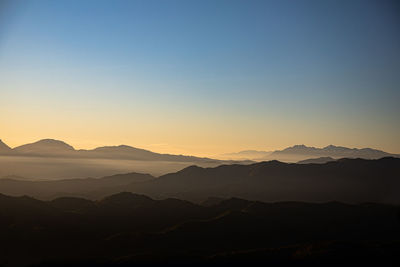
[268,144,396,161]
[297,156,335,164]
[222,144,398,161]
[0,139,12,153]
[3,139,396,162]
[125,157,400,204]
[1,140,399,266]
[5,139,219,162]
[0,139,250,178]
[2,157,399,204]
[0,192,399,266]
[14,139,75,154]
[0,172,154,200]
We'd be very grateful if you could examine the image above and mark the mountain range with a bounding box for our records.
[1,192,399,266]
[1,139,218,162]
[0,139,251,178]
[1,139,398,179]
[1,141,399,265]
[1,157,399,204]
[221,144,398,161]
[2,139,397,162]
[297,156,335,164]
[0,139,12,152]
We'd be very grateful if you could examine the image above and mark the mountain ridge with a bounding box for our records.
[297,157,336,164]
[270,144,394,159]
[1,157,399,204]
[0,139,12,153]
[2,139,397,162]
[14,139,75,154]
[221,144,398,161]
[0,139,220,163]
[125,156,400,203]
[1,191,399,266]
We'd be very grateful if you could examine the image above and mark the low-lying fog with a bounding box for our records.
[0,156,222,180]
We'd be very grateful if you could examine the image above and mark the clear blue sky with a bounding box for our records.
[0,0,399,155]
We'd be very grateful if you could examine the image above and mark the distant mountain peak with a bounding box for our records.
[14,139,75,153]
[2,139,223,165]
[0,139,12,152]
[93,144,151,152]
[260,159,286,165]
[270,144,394,161]
[323,145,349,151]
[178,165,204,174]
[36,139,74,146]
[280,144,318,153]
[117,145,132,148]
[324,145,337,149]
[224,144,396,162]
[293,144,307,148]
[285,144,314,150]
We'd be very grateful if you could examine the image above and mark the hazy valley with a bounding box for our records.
[0,139,248,179]
[1,139,397,180]
[1,142,399,266]
[1,0,399,265]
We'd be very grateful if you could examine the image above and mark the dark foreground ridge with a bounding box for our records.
[0,192,399,266]
[1,157,400,204]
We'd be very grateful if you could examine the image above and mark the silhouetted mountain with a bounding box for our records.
[2,157,399,205]
[267,144,396,161]
[0,139,12,153]
[0,192,399,266]
[13,139,75,155]
[80,144,221,162]
[0,139,252,179]
[297,156,335,164]
[222,144,398,162]
[85,145,159,160]
[126,157,400,203]
[6,138,220,163]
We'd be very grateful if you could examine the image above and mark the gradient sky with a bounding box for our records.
[0,0,399,156]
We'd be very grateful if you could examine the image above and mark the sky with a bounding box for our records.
[0,0,399,156]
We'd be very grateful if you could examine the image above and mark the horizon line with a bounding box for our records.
[1,137,398,156]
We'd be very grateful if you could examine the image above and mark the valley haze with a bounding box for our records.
[0,138,398,179]
[1,0,399,266]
